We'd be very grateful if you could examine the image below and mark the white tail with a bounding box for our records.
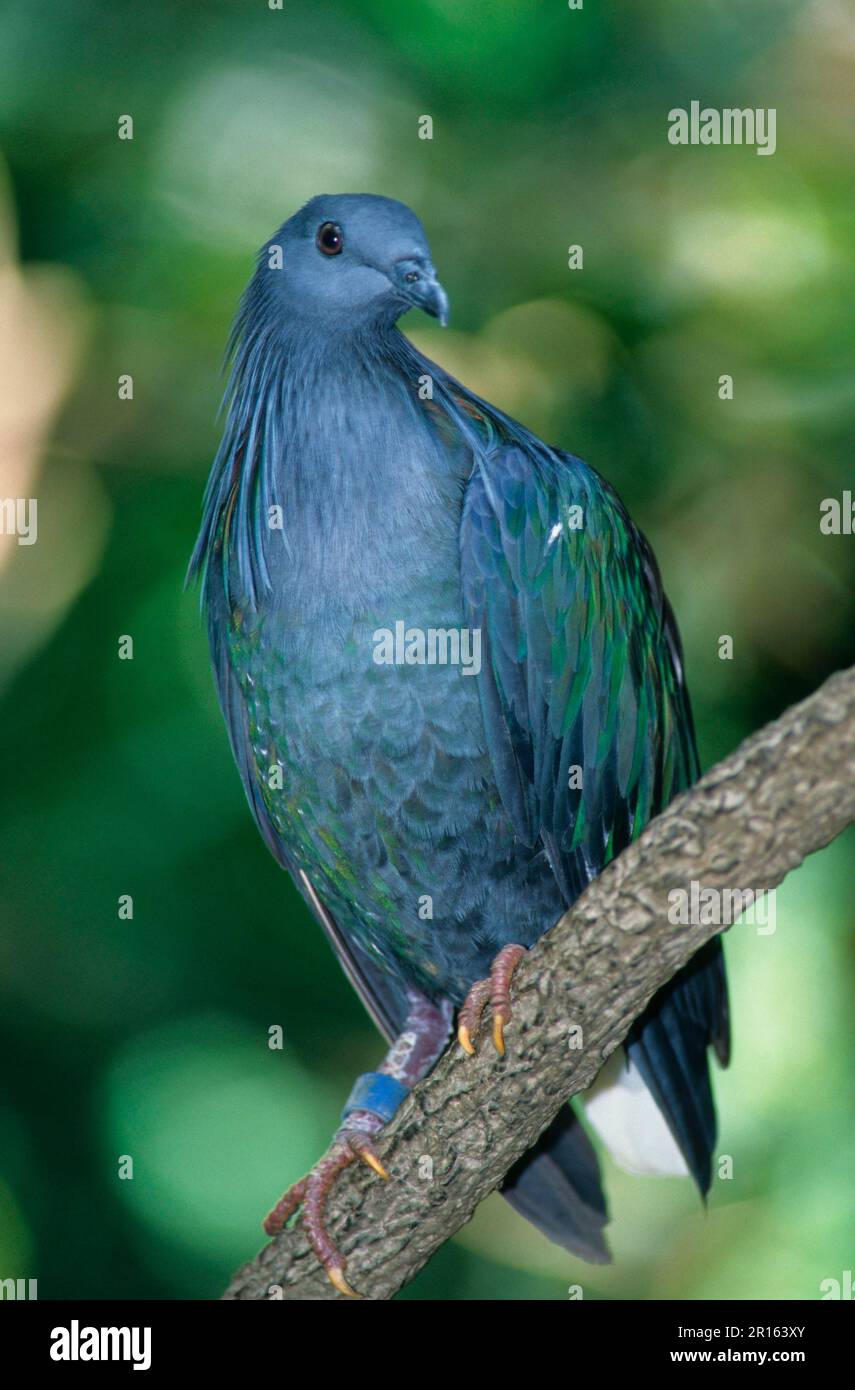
[583,1048,689,1178]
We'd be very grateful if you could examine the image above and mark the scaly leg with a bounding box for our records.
[263,987,453,1297]
[458,943,527,1056]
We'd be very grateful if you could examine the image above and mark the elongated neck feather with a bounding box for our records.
[191,317,470,617]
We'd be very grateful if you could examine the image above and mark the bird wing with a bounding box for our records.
[200,495,405,1046]
[460,440,699,895]
[459,438,729,1190]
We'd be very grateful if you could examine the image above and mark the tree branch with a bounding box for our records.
[223,666,855,1300]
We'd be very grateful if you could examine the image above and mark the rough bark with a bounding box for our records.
[223,666,855,1301]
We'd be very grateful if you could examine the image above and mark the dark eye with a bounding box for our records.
[316,221,344,256]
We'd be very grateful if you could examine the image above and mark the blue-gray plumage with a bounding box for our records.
[190,194,729,1289]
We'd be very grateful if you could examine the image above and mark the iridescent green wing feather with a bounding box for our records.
[460,441,699,903]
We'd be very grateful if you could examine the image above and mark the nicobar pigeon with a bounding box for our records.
[189,194,729,1296]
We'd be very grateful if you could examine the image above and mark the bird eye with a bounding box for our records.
[316,221,344,256]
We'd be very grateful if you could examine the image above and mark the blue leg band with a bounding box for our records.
[341,1071,409,1124]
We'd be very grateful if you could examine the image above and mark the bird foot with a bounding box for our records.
[457,943,527,1056]
[262,1110,388,1298]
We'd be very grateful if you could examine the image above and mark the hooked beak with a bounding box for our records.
[394,259,450,326]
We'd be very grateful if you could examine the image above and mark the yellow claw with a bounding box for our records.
[360,1150,389,1180]
[492,1015,507,1056]
[327,1266,360,1298]
[458,1024,476,1055]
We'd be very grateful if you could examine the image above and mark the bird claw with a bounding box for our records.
[457,944,527,1056]
[345,1129,390,1180]
[457,979,490,1055]
[262,1117,388,1297]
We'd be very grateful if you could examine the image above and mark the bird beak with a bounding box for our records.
[394,261,450,326]
[415,274,450,327]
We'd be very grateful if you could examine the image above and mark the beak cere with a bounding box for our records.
[395,259,450,326]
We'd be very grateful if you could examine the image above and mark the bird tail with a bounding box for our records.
[584,940,729,1193]
[500,1103,611,1263]
[622,939,729,1195]
[501,941,728,1261]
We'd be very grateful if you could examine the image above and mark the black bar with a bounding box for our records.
[0,1298,848,1374]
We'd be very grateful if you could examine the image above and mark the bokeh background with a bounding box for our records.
[0,0,853,1301]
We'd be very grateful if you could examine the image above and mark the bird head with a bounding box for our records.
[256,194,449,331]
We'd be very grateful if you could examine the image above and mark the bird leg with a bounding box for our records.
[262,987,453,1297]
[458,943,527,1056]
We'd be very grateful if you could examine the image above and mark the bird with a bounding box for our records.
[189,193,729,1297]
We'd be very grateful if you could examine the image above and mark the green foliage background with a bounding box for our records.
[0,0,852,1300]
